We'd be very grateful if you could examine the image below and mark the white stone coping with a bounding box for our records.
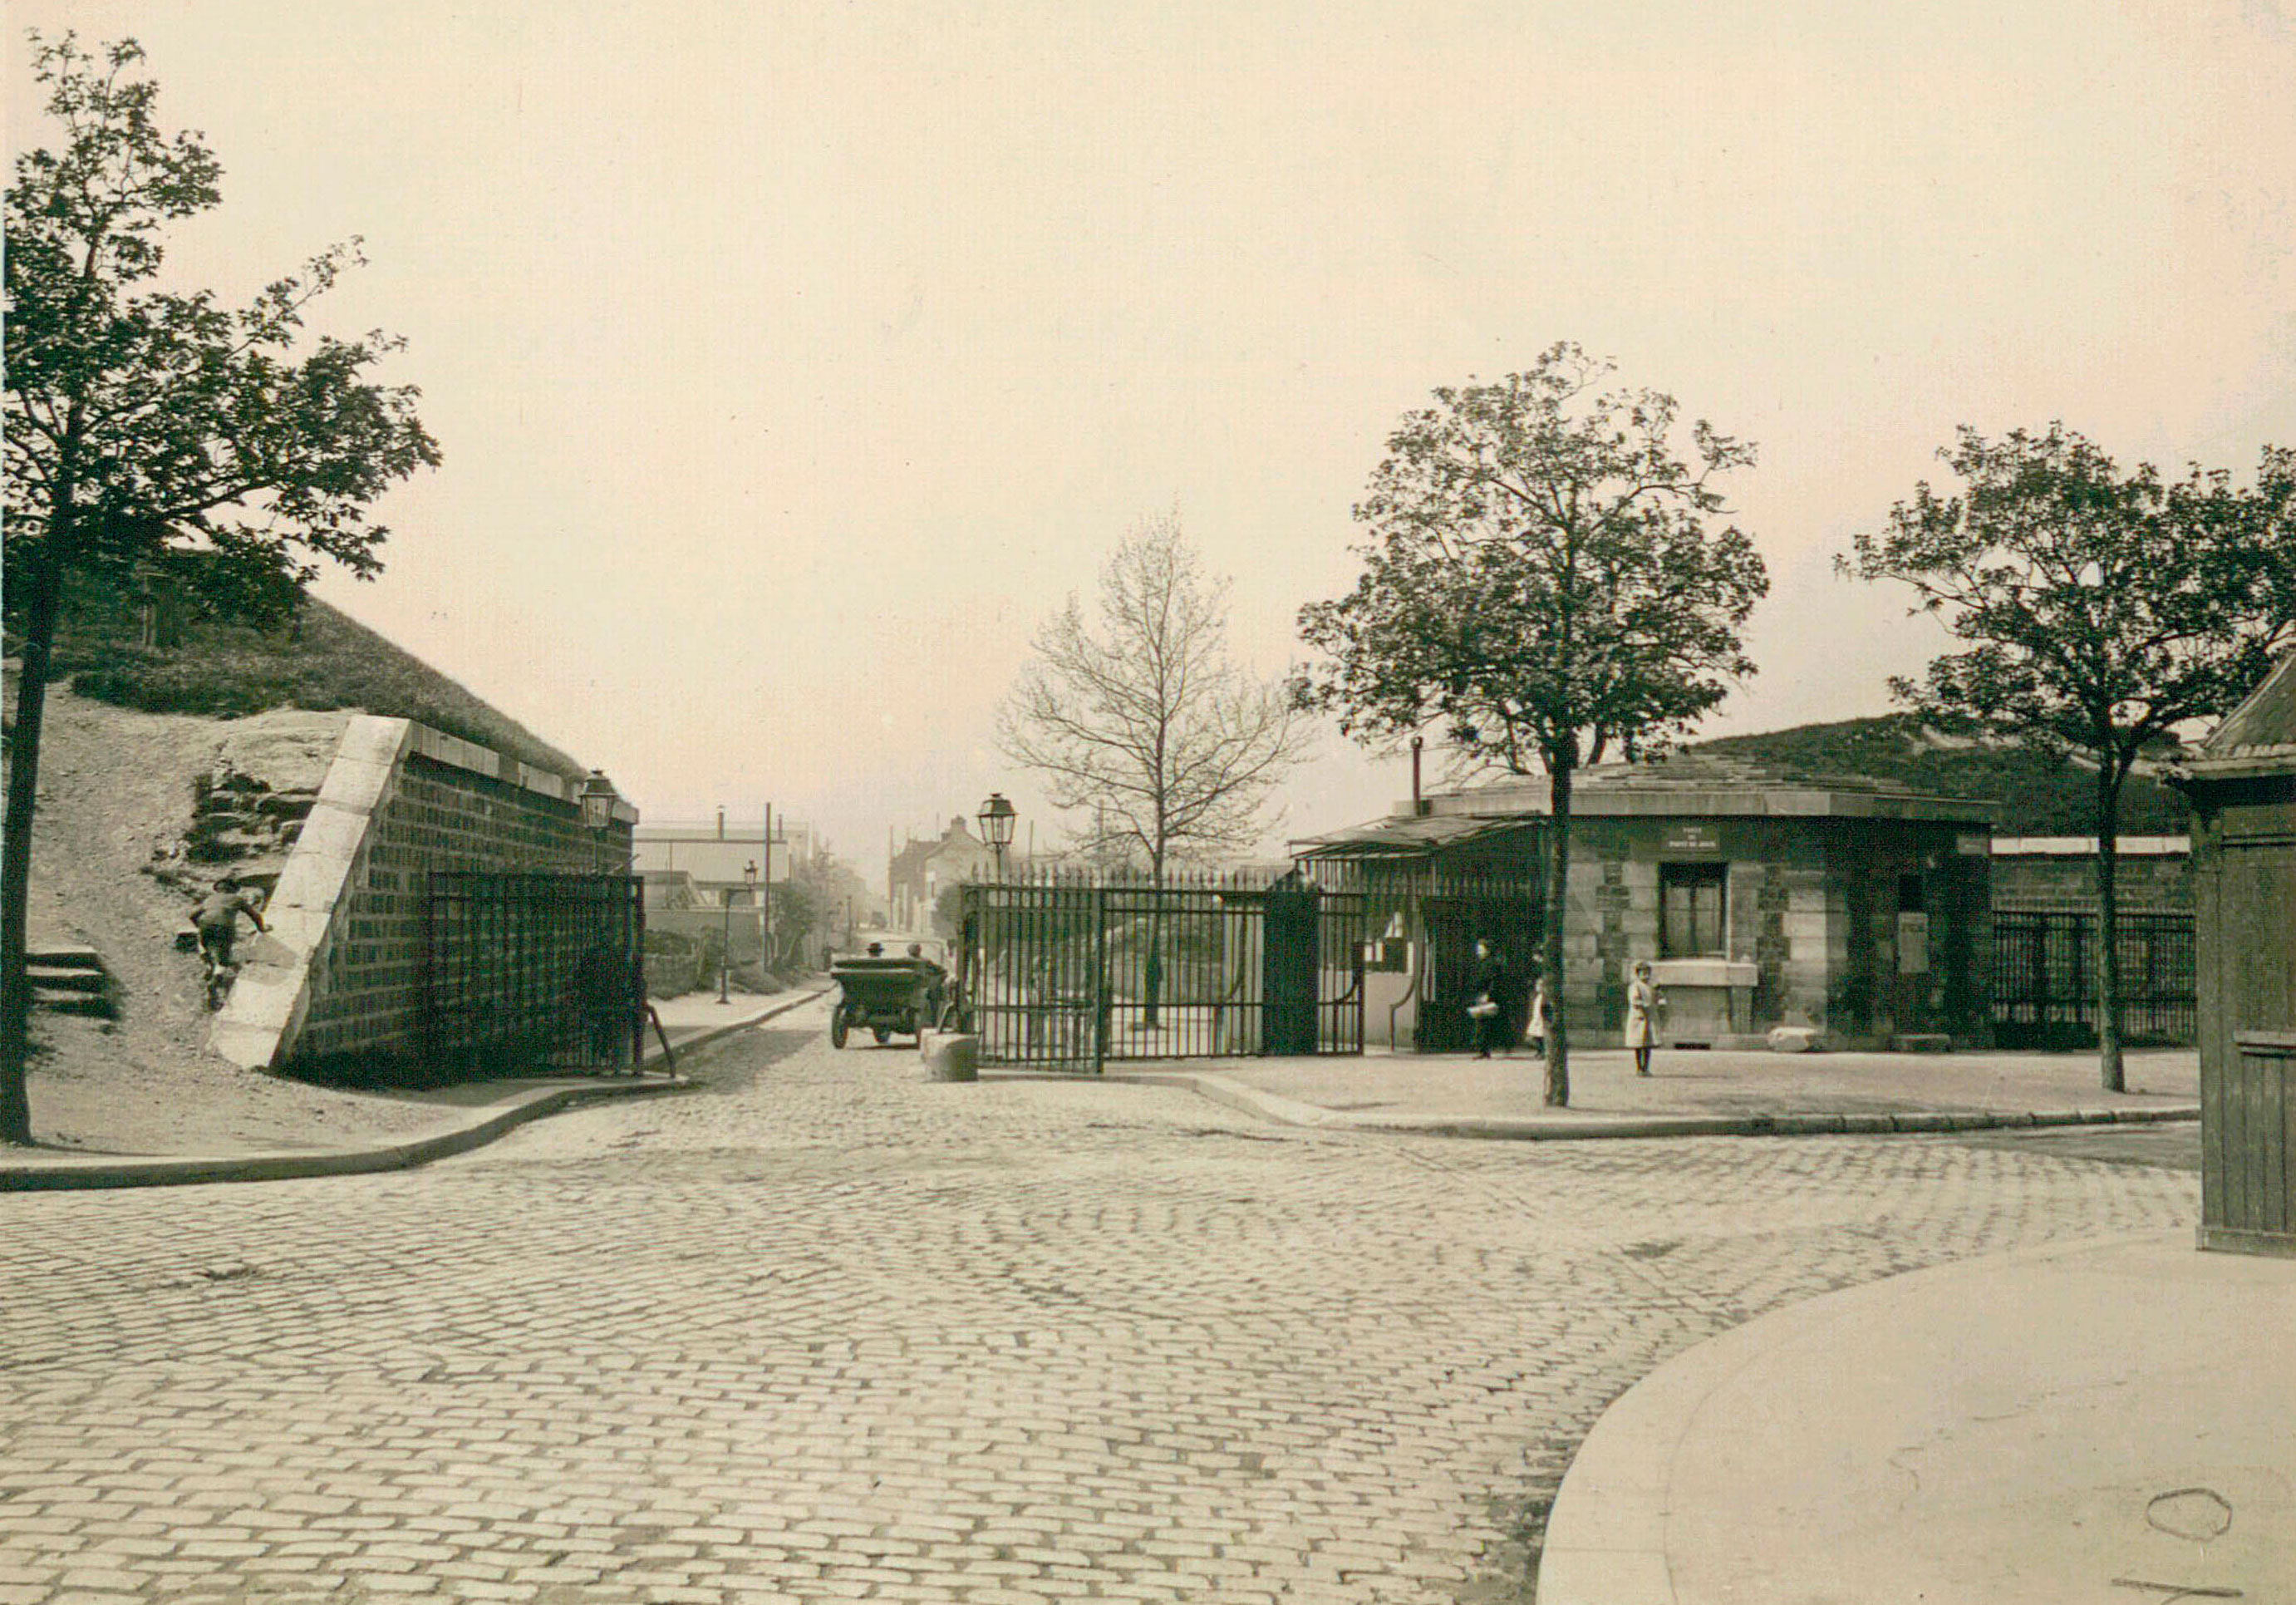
[1992,835,2190,857]
[405,722,638,823]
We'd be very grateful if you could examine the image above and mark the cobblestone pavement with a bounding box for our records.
[1,1000,2198,1603]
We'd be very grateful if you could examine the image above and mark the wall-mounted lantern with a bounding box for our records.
[578,770,620,833]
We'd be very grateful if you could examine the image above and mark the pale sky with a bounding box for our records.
[11,2,2295,884]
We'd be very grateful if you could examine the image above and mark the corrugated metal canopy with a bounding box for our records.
[1294,813,1540,859]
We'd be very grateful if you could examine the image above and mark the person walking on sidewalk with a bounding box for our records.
[1625,958,1660,1076]
[1468,938,1510,1059]
[194,874,268,1007]
[1527,967,1551,1056]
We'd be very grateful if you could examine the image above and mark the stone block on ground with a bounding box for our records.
[917,1031,979,1083]
[1767,1026,1824,1053]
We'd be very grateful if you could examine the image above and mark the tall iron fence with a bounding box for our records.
[1294,858,1546,1050]
[1989,908,2195,1048]
[424,870,645,1076]
[956,869,1369,1071]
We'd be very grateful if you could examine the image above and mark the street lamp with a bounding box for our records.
[978,791,1016,880]
[719,859,756,1005]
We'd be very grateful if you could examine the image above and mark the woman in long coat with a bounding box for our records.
[1624,959,1659,1076]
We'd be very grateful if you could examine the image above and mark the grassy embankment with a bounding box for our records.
[25,578,582,777]
[1690,716,2189,838]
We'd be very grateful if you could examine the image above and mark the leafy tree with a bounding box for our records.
[765,876,822,971]
[932,882,967,944]
[2,34,439,1143]
[1298,343,1767,1105]
[1000,514,1310,1022]
[1842,425,2296,1091]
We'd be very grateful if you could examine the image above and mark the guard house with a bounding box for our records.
[1297,754,1994,1051]
[2176,653,2296,1255]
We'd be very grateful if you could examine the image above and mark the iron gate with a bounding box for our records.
[424,870,646,1076]
[957,870,1369,1071]
[1989,908,2195,1048]
[1403,868,1546,1051]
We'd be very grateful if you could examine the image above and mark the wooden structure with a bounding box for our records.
[2180,654,2296,1256]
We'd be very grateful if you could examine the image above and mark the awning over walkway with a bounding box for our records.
[1294,813,1540,860]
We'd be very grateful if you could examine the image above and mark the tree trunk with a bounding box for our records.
[1142,850,1164,1029]
[1,542,67,1146]
[1543,751,1574,1108]
[2094,763,2126,1094]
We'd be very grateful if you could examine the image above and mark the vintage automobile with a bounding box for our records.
[828,938,963,1047]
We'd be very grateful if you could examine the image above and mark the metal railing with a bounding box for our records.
[956,869,1369,1071]
[424,870,646,1076]
[1989,908,2195,1047]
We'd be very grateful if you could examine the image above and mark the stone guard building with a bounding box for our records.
[1298,755,1993,1051]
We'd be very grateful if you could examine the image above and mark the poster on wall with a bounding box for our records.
[1897,911,1930,975]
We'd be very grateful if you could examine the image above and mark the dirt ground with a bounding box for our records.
[19,695,452,1155]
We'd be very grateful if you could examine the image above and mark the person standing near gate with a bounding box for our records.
[1625,958,1662,1076]
[1526,964,1551,1057]
[1468,938,1509,1059]
[576,939,630,1066]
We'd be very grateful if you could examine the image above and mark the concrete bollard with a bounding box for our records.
[918,1031,980,1083]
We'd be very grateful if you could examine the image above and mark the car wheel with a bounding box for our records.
[872,1027,892,1045]
[830,1004,849,1048]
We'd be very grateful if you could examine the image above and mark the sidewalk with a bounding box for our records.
[1123,1044,2199,1140]
[650,986,824,1054]
[0,986,825,1191]
[1537,1230,2296,1604]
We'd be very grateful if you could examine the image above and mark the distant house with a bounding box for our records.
[633,813,805,908]
[890,817,996,932]
[640,869,704,912]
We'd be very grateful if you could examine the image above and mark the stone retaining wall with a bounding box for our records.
[211,716,635,1079]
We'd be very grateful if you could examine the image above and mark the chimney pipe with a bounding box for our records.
[716,806,725,840]
[1411,736,1425,814]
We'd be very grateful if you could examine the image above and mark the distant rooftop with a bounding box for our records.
[1435,752,1986,820]
[2189,652,2296,779]
[1297,751,1991,857]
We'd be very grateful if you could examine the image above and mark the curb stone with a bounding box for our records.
[1116,1070,2198,1144]
[0,988,827,1192]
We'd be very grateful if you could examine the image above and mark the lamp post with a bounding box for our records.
[577,770,636,1066]
[719,859,755,1004]
[978,792,1016,881]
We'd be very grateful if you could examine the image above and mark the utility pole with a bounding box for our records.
[761,801,773,976]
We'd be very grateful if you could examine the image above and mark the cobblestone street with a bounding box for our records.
[2,1000,2199,1603]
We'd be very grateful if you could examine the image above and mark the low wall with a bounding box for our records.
[1993,839,2192,913]
[211,716,636,1079]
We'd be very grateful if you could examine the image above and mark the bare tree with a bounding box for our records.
[1000,514,1310,886]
